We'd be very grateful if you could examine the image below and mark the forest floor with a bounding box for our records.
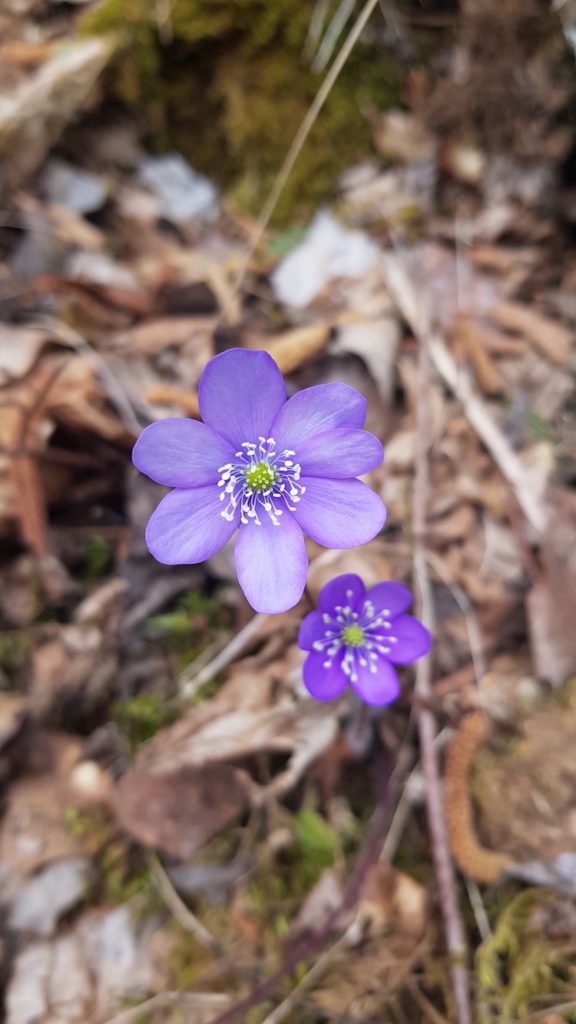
[1,1,576,1022]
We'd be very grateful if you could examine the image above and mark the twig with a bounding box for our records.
[382,252,546,536]
[465,878,491,943]
[207,751,395,1024]
[179,613,268,699]
[148,852,224,956]
[233,0,382,293]
[103,990,230,1024]
[412,333,472,1024]
[260,932,350,1024]
[424,549,487,692]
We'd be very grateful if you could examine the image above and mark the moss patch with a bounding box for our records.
[81,0,400,222]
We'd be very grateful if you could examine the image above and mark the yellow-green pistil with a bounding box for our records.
[342,624,365,647]
[245,461,278,492]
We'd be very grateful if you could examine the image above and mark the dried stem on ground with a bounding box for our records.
[103,991,230,1024]
[382,253,546,536]
[148,852,224,956]
[232,0,382,293]
[412,335,472,1024]
[207,751,395,1024]
[179,612,268,699]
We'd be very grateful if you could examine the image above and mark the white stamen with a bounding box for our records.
[217,436,304,527]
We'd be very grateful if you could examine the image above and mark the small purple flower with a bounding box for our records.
[298,574,431,706]
[132,349,386,613]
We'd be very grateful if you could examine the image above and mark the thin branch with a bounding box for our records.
[260,932,350,1024]
[208,751,395,1024]
[382,252,545,536]
[148,852,224,956]
[103,990,229,1024]
[179,612,268,699]
[233,0,382,293]
[412,331,472,1024]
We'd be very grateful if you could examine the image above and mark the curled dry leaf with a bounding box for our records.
[247,322,331,375]
[135,698,337,778]
[0,38,115,190]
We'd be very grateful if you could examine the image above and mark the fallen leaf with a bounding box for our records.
[490,300,572,365]
[0,733,84,874]
[356,862,427,941]
[373,111,437,165]
[0,325,55,382]
[454,314,506,396]
[248,322,331,375]
[114,764,251,859]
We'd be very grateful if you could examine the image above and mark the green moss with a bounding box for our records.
[0,630,30,677]
[165,920,218,990]
[81,535,112,582]
[113,691,176,749]
[80,0,400,222]
[476,889,573,1023]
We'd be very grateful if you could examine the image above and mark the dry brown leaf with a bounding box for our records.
[0,733,83,874]
[428,503,477,545]
[0,325,56,382]
[118,316,216,355]
[0,693,27,751]
[454,314,506,396]
[0,38,115,189]
[114,764,251,859]
[129,688,338,808]
[143,384,200,416]
[356,863,426,941]
[373,111,437,165]
[47,203,105,251]
[470,244,538,276]
[248,322,331,375]
[307,542,394,600]
[490,300,572,365]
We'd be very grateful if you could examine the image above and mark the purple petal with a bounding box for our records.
[297,428,383,479]
[387,615,431,665]
[302,650,348,701]
[234,514,307,613]
[145,486,238,564]
[198,349,286,447]
[293,478,386,548]
[298,610,326,651]
[364,581,413,619]
[271,383,367,451]
[318,573,365,612]
[133,418,235,487]
[350,658,401,706]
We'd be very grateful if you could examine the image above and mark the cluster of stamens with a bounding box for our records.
[312,590,398,682]
[217,437,305,526]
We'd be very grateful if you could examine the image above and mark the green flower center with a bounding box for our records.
[342,624,365,648]
[245,461,278,492]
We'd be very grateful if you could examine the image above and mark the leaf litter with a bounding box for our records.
[0,1,576,1022]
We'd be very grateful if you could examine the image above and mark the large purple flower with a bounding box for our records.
[132,349,386,613]
[298,574,431,706]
